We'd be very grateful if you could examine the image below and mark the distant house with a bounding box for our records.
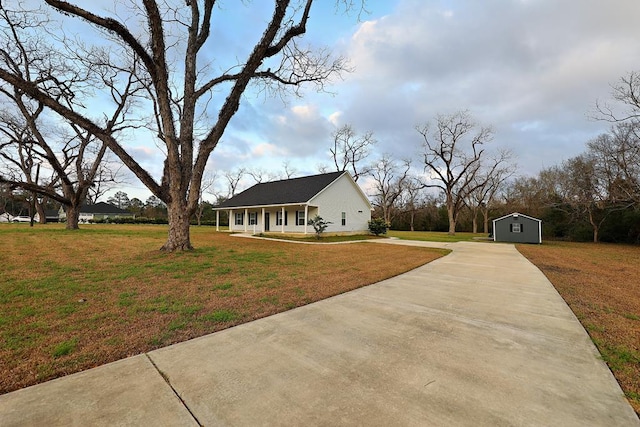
[59,202,133,223]
[493,212,542,244]
[213,171,372,235]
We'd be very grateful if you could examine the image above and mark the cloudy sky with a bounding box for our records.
[45,0,640,200]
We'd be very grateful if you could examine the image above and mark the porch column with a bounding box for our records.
[281,206,285,233]
[244,208,248,233]
[304,205,308,234]
[228,210,232,231]
[261,208,265,233]
[216,210,219,231]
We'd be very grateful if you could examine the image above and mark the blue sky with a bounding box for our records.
[36,1,640,201]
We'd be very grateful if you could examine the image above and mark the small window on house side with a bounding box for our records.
[341,212,346,226]
[235,212,244,225]
[296,210,305,226]
[511,223,521,233]
[249,212,257,225]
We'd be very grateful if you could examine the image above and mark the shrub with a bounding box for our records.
[368,217,390,236]
[307,215,332,239]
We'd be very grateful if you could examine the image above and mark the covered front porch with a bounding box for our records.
[215,204,318,234]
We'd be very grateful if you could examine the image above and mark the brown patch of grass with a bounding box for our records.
[0,224,446,394]
[517,241,640,415]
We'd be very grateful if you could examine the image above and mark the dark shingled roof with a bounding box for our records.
[81,202,130,214]
[217,171,345,208]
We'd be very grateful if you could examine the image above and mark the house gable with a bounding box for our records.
[308,173,372,233]
[308,172,372,211]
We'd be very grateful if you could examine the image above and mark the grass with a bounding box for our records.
[259,233,382,242]
[0,223,446,394]
[387,230,488,242]
[517,241,640,415]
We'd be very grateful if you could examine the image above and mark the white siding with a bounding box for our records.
[227,207,317,234]
[223,173,372,234]
[309,174,371,233]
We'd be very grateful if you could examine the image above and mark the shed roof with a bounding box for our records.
[492,212,542,223]
[216,171,345,209]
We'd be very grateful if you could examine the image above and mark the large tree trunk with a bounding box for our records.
[65,205,80,230]
[36,201,46,224]
[482,208,490,234]
[447,202,456,235]
[471,208,478,234]
[383,205,391,225]
[162,200,193,251]
[588,210,599,243]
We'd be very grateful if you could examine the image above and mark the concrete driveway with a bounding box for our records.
[1,240,638,426]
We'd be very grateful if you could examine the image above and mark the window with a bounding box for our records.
[276,211,288,226]
[511,223,522,233]
[341,212,346,226]
[249,212,257,225]
[235,212,244,226]
[296,210,306,226]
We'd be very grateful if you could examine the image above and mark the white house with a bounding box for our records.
[59,202,133,223]
[214,171,373,235]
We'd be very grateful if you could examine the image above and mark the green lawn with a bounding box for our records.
[259,233,382,242]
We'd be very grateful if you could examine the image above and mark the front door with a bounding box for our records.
[264,212,270,232]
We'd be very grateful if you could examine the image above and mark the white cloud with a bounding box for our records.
[251,143,285,157]
[328,0,640,176]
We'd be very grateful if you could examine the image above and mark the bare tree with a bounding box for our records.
[0,111,49,224]
[417,110,494,235]
[0,1,353,250]
[0,5,135,229]
[596,71,640,123]
[588,123,640,205]
[223,168,247,198]
[553,155,614,243]
[282,160,298,179]
[329,124,375,181]
[369,155,411,224]
[85,156,125,205]
[247,167,278,184]
[194,171,217,226]
[397,176,427,232]
[465,150,516,233]
[502,168,564,219]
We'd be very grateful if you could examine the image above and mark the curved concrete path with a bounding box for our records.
[1,241,638,426]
